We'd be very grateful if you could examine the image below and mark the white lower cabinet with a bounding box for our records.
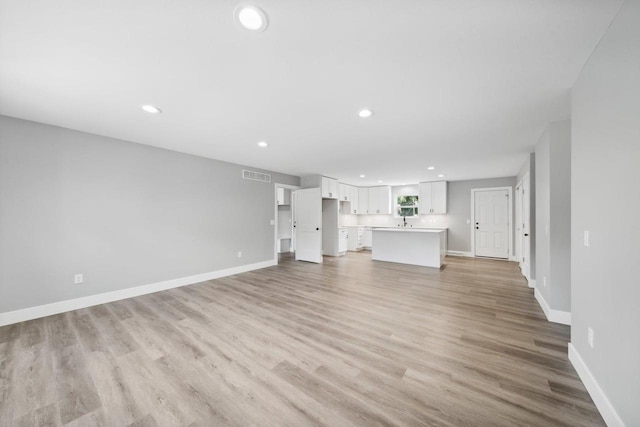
[347,227,364,251]
[338,228,348,254]
[363,227,373,248]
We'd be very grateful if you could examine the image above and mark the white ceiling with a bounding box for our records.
[0,0,622,185]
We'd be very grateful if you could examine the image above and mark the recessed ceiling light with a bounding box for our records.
[437,174,444,178]
[427,166,435,170]
[358,109,373,118]
[257,141,268,147]
[359,174,366,178]
[141,105,161,114]
[378,180,383,183]
[235,5,268,31]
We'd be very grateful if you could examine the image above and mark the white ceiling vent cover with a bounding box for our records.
[242,169,271,183]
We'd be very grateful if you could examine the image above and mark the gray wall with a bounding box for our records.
[535,120,571,312]
[0,115,299,313]
[516,153,535,279]
[447,177,517,253]
[571,1,640,424]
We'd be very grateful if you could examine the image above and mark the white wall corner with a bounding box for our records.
[534,289,571,325]
[568,344,625,427]
[0,259,277,327]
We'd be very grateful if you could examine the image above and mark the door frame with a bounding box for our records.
[515,180,523,264]
[273,183,300,264]
[520,172,532,283]
[470,186,514,260]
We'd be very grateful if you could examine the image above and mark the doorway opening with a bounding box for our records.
[274,183,299,264]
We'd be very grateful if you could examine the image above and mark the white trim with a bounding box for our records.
[534,289,571,325]
[568,344,625,427]
[446,250,474,257]
[470,186,513,259]
[273,183,300,263]
[0,260,276,327]
[528,279,536,289]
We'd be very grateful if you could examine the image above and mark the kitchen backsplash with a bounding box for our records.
[339,213,449,229]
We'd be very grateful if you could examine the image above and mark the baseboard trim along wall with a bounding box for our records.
[0,260,276,327]
[534,289,571,325]
[446,250,474,257]
[528,279,536,289]
[568,344,625,427]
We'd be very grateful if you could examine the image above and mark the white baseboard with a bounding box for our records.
[0,260,276,327]
[568,344,625,427]
[534,289,571,325]
[528,279,536,289]
[446,250,474,257]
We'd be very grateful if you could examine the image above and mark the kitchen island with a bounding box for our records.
[371,228,447,268]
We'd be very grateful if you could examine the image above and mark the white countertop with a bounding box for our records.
[343,225,447,231]
[372,227,445,233]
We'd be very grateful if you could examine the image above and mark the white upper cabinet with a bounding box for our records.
[368,186,392,215]
[419,181,447,214]
[349,186,359,214]
[338,183,359,214]
[338,183,352,202]
[322,177,338,199]
[358,187,369,214]
[301,175,338,199]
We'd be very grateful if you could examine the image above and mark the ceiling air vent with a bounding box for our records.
[242,169,271,183]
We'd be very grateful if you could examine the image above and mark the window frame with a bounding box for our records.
[394,194,419,218]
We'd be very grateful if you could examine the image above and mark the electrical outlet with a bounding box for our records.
[588,327,594,348]
[466,219,471,224]
[584,230,590,247]
[237,251,242,258]
[543,276,547,287]
[74,274,84,284]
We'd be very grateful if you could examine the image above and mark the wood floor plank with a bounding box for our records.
[0,253,605,426]
[52,343,102,424]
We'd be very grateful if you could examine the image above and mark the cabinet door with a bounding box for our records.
[363,228,372,247]
[368,187,380,214]
[350,186,359,214]
[378,186,392,215]
[328,178,338,199]
[338,183,348,201]
[358,187,369,214]
[321,177,331,198]
[419,182,433,214]
[431,181,447,214]
[322,177,338,199]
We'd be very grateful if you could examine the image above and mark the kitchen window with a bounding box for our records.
[395,195,419,218]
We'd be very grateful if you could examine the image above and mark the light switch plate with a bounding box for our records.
[584,230,590,247]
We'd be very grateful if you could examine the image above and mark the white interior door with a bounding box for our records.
[474,189,510,258]
[515,182,522,263]
[291,191,297,253]
[295,188,323,263]
[522,175,531,279]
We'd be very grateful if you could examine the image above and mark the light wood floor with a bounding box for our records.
[0,253,604,426]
